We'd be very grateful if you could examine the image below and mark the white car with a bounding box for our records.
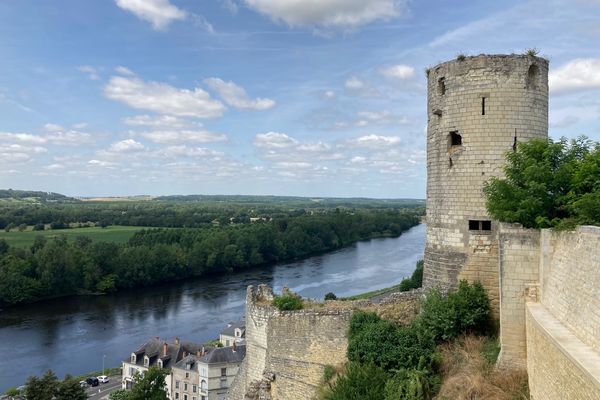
[97,375,110,383]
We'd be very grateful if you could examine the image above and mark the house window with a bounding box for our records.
[469,220,492,231]
[221,368,227,377]
[176,381,180,389]
[193,385,197,393]
[200,368,207,377]
[226,340,230,347]
[157,360,162,368]
[185,372,189,379]
[201,380,207,391]
[175,393,179,400]
[184,395,188,400]
[184,383,188,391]
[131,354,136,364]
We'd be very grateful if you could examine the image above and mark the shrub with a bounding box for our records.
[322,362,388,400]
[419,281,491,342]
[384,367,441,400]
[400,260,424,292]
[33,223,45,231]
[324,292,337,300]
[272,293,304,311]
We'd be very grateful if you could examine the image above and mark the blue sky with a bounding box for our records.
[0,0,599,198]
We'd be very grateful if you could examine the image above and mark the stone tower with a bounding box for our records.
[423,54,548,313]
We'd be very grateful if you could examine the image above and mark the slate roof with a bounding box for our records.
[199,345,246,365]
[125,337,207,370]
[220,318,246,337]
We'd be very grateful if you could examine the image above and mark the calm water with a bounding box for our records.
[0,224,425,391]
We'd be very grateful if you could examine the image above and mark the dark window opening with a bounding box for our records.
[449,131,462,147]
[469,220,492,231]
[438,77,446,95]
[481,97,486,115]
[448,157,453,168]
[526,64,540,89]
[513,129,518,152]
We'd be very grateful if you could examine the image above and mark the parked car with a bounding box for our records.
[79,380,88,388]
[97,375,110,383]
[86,377,99,387]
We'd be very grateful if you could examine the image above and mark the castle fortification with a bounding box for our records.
[423,54,549,313]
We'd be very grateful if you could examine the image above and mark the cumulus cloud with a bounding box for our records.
[104,74,226,118]
[78,65,100,80]
[549,58,600,94]
[43,123,64,132]
[115,0,187,30]
[345,76,365,90]
[89,159,118,168]
[204,78,276,110]
[243,0,403,29]
[115,66,135,76]
[158,145,223,158]
[380,64,416,80]
[123,115,196,129]
[108,139,145,153]
[138,129,227,144]
[253,132,298,149]
[345,134,401,149]
[0,129,91,146]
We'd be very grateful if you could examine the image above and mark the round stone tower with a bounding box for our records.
[423,54,548,313]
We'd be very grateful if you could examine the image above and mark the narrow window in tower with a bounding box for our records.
[526,64,540,89]
[438,77,446,95]
[469,220,479,230]
[449,131,462,148]
[481,97,486,115]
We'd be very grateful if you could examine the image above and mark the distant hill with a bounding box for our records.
[0,189,79,203]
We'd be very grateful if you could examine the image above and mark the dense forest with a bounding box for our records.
[0,208,422,306]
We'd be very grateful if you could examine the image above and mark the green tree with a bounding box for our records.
[322,362,388,400]
[129,366,168,400]
[56,375,87,400]
[24,370,59,400]
[0,238,8,255]
[109,389,132,400]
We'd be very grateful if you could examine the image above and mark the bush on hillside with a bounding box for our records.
[418,281,492,342]
[400,260,424,291]
[272,293,304,311]
[384,366,441,400]
[321,362,388,400]
[324,292,337,300]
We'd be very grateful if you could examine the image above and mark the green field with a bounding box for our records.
[0,226,145,248]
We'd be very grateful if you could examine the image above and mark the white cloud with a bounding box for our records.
[0,143,47,154]
[243,0,403,29]
[104,75,226,118]
[123,115,196,129]
[78,65,100,80]
[43,123,64,132]
[345,76,365,90]
[220,0,239,14]
[109,139,145,153]
[89,159,118,168]
[115,0,187,30]
[115,66,135,76]
[324,90,336,99]
[0,130,90,146]
[380,64,416,80]
[0,132,47,144]
[253,132,298,149]
[346,134,401,149]
[43,163,65,171]
[139,129,227,144]
[549,58,600,94]
[204,78,276,110]
[158,145,223,158]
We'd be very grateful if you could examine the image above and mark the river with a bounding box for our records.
[0,223,425,391]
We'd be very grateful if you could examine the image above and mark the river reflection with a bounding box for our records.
[0,224,425,391]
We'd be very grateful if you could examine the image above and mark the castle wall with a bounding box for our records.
[498,226,600,399]
[424,54,549,315]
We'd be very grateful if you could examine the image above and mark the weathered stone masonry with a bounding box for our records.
[423,54,549,315]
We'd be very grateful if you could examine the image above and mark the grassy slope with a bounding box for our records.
[0,226,144,247]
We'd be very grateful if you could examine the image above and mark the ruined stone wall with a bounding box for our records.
[424,54,549,315]
[229,285,352,400]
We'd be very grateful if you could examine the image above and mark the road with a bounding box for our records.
[85,375,121,399]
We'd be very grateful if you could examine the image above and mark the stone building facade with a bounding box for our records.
[423,54,549,313]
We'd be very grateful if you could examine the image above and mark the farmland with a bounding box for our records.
[0,225,144,248]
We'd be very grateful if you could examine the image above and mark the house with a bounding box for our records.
[171,344,246,400]
[219,319,245,347]
[121,336,206,395]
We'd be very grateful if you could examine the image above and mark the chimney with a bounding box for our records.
[163,343,169,356]
[232,341,237,352]
[175,337,180,346]
[197,350,202,357]
[201,346,205,356]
